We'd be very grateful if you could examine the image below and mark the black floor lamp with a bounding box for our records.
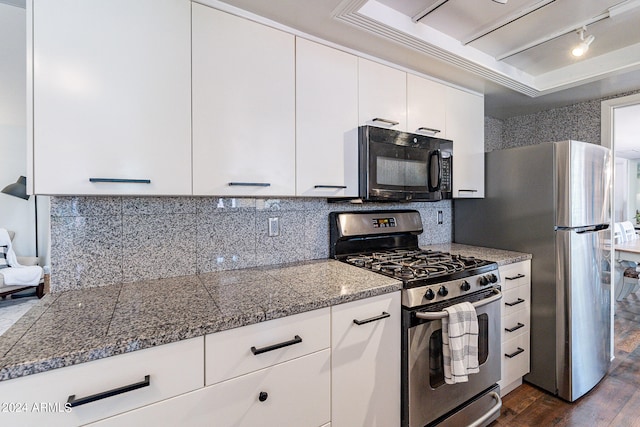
[1,176,38,258]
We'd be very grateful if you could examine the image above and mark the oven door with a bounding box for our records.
[402,290,502,427]
[359,126,445,201]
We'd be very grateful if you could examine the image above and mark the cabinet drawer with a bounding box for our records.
[90,349,331,427]
[0,337,204,427]
[500,261,531,291]
[501,309,530,342]
[206,308,330,385]
[501,333,530,386]
[502,285,530,317]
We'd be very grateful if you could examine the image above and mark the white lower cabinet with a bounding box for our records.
[1,296,400,426]
[0,337,204,427]
[498,260,531,395]
[89,349,331,427]
[205,307,330,386]
[331,291,401,427]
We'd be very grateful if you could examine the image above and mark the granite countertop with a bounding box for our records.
[0,260,401,382]
[422,243,532,265]
[0,245,530,382]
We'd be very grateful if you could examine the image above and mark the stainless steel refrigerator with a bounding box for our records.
[454,140,611,402]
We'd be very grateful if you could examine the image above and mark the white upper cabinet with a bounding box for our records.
[192,4,296,196]
[296,38,358,198]
[446,87,485,198]
[407,74,447,137]
[358,58,407,131]
[31,0,192,195]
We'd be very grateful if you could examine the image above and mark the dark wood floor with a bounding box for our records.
[490,294,640,427]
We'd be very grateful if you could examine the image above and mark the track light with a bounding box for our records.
[572,26,595,57]
[492,0,508,3]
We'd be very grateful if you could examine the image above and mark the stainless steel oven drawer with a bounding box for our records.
[430,384,501,427]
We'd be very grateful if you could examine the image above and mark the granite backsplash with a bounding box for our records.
[49,197,452,292]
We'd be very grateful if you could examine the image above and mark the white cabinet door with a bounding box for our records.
[296,38,358,197]
[192,4,295,196]
[31,0,191,195]
[446,87,485,198]
[0,337,204,427]
[205,307,330,386]
[497,260,531,395]
[331,292,401,427]
[407,74,447,137]
[89,350,331,427]
[358,58,407,131]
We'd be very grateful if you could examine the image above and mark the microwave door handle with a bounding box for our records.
[428,150,442,192]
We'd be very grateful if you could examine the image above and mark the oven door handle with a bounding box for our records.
[414,288,502,320]
[468,391,502,427]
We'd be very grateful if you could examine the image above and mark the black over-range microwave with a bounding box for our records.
[359,125,452,202]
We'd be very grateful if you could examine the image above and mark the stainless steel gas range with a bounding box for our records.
[330,210,503,427]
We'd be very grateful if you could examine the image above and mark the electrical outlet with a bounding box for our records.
[437,210,443,225]
[268,217,280,237]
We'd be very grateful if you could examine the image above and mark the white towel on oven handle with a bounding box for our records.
[442,301,479,384]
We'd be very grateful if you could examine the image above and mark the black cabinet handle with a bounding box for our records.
[89,178,151,184]
[371,117,399,126]
[353,311,391,326]
[314,185,347,189]
[506,274,526,280]
[258,391,268,402]
[505,298,525,307]
[505,347,525,358]
[228,182,271,187]
[67,375,150,408]
[416,127,441,134]
[505,322,525,333]
[251,335,302,355]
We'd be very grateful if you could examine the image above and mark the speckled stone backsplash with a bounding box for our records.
[49,197,452,292]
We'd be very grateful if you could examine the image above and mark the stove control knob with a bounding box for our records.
[479,276,489,286]
[488,273,498,283]
[438,286,448,297]
[460,280,471,292]
[424,289,436,301]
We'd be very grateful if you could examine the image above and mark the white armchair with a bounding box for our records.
[0,230,45,299]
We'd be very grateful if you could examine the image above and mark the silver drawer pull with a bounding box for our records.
[353,311,390,325]
[468,392,502,427]
[89,178,151,184]
[415,288,501,320]
[67,375,150,408]
[372,117,399,126]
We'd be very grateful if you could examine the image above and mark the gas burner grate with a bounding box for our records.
[344,249,491,281]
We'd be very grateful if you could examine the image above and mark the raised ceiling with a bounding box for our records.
[209,0,640,118]
[347,0,640,95]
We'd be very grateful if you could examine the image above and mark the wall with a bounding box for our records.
[49,196,452,292]
[485,89,640,150]
[0,4,35,258]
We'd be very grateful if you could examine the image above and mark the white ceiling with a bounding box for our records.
[209,0,640,118]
